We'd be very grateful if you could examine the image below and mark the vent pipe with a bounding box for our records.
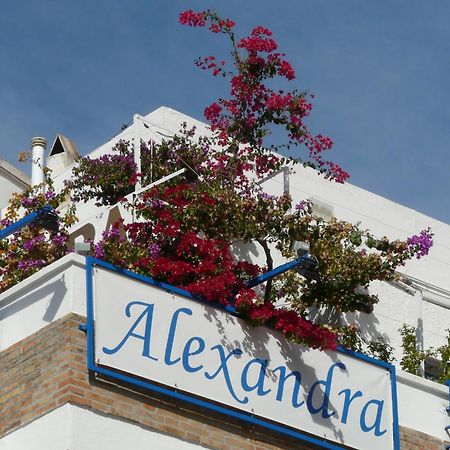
[31,137,47,187]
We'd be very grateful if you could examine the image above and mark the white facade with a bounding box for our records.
[0,160,30,214]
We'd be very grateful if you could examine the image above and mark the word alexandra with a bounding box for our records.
[103,300,387,438]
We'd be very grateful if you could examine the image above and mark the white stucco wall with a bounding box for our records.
[396,371,449,440]
[0,162,30,213]
[0,403,203,450]
[0,253,86,352]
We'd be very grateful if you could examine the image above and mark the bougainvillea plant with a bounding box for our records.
[179,9,349,184]
[0,10,434,354]
[0,171,77,292]
[63,128,432,352]
[62,10,432,350]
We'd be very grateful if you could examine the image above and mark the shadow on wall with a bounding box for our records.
[0,274,68,323]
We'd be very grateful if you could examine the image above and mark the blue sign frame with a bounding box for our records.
[84,257,400,450]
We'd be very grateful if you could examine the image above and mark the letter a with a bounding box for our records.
[241,358,271,397]
[103,301,158,361]
[360,399,387,437]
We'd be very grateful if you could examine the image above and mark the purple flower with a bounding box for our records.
[258,192,276,201]
[147,199,166,209]
[17,259,46,270]
[52,234,68,247]
[295,200,307,211]
[148,243,161,259]
[45,190,56,201]
[20,197,35,208]
[23,240,35,252]
[101,226,124,242]
[93,242,105,259]
[23,234,45,252]
[407,228,433,259]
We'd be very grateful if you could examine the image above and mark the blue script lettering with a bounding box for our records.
[241,358,271,397]
[306,362,346,419]
[205,345,248,404]
[164,307,192,366]
[102,301,157,360]
[360,399,387,436]
[102,300,390,440]
[182,336,206,373]
[338,388,363,424]
[272,366,304,408]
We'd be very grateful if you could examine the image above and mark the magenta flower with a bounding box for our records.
[407,228,433,259]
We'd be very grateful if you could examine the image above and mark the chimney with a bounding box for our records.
[47,134,80,176]
[31,137,47,187]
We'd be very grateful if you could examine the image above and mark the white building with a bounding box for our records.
[1,107,449,450]
[0,159,30,215]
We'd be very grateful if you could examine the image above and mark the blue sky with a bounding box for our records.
[1,1,449,223]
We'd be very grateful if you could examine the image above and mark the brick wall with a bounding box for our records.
[1,313,449,450]
[400,427,446,450]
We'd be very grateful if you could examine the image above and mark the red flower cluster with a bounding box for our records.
[238,26,277,53]
[179,10,206,27]
[135,184,262,304]
[308,134,334,154]
[179,10,234,34]
[151,230,255,305]
[195,55,226,76]
[254,153,281,177]
[153,211,180,238]
[209,18,235,33]
[204,102,223,121]
[235,294,338,351]
[324,162,350,184]
[274,310,338,351]
[278,60,295,80]
[180,9,349,183]
[265,92,292,110]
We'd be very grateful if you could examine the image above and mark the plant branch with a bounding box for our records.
[256,237,273,304]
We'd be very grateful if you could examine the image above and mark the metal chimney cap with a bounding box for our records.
[31,137,47,148]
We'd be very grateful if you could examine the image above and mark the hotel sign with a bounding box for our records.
[86,258,399,450]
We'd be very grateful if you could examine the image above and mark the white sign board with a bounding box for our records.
[87,259,399,450]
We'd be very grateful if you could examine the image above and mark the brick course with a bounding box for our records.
[1,313,449,450]
[399,427,446,450]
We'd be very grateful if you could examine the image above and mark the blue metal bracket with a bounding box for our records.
[0,206,58,240]
[245,253,319,289]
[79,323,87,333]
